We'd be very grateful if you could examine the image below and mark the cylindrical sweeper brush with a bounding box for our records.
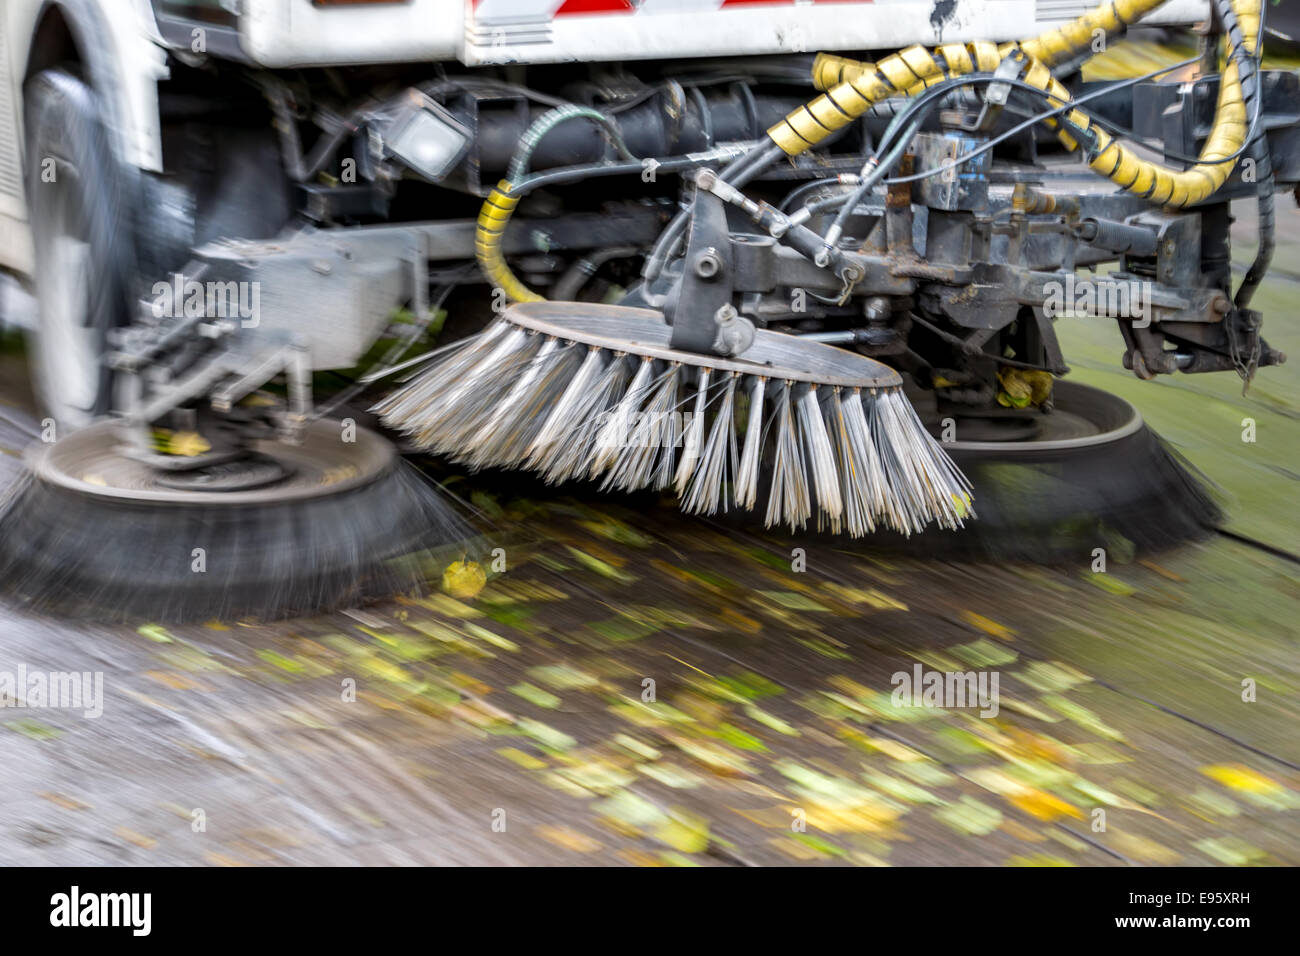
[376,301,973,537]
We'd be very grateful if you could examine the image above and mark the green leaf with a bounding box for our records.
[5,719,63,741]
[759,590,830,611]
[137,624,174,644]
[566,546,636,583]
[510,683,561,709]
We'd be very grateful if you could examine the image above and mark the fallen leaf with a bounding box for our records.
[442,560,487,599]
[960,610,1015,641]
[1201,763,1284,795]
[39,792,90,811]
[654,809,710,853]
[497,747,546,770]
[114,827,157,850]
[1008,788,1084,822]
[510,683,561,709]
[935,796,1003,836]
[536,824,603,853]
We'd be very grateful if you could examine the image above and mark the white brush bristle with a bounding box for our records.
[376,318,974,536]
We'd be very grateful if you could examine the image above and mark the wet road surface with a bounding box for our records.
[0,207,1296,867]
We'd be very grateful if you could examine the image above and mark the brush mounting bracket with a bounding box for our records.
[663,189,756,357]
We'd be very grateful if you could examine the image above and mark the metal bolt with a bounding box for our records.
[694,248,722,279]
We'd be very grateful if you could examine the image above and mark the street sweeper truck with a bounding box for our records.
[0,0,1293,619]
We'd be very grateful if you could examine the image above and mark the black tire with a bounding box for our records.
[24,68,136,430]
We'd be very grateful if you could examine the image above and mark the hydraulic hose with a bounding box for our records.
[811,0,1164,89]
[477,183,544,304]
[767,0,1261,209]
[1089,0,1258,206]
[480,0,1261,303]
[812,54,877,90]
[1224,0,1272,309]
[506,104,636,182]
[787,0,1173,139]
[477,146,765,304]
[1020,0,1173,66]
[479,104,639,305]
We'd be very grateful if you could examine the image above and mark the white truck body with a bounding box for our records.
[236,0,1210,67]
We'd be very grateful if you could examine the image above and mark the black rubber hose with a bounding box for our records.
[1222,0,1274,309]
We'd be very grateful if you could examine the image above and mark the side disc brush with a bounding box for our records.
[377,302,973,536]
[0,420,473,622]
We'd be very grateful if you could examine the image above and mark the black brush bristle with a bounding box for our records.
[813,423,1222,561]
[933,424,1222,560]
[0,459,477,623]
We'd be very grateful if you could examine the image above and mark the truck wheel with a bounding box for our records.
[24,69,136,430]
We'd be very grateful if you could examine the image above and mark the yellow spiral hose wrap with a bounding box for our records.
[1020,0,1172,66]
[812,54,877,91]
[776,0,1176,148]
[768,40,999,154]
[766,0,1260,210]
[476,180,544,305]
[1077,0,1258,205]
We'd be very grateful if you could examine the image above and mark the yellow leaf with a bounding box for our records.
[1201,764,1284,796]
[617,849,665,867]
[960,610,1015,641]
[1008,788,1084,822]
[718,606,763,634]
[868,737,927,762]
[567,546,635,583]
[655,810,710,853]
[114,826,157,850]
[537,824,603,853]
[39,792,90,811]
[169,431,212,457]
[497,747,546,770]
[151,429,211,457]
[441,560,486,599]
[806,801,900,834]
